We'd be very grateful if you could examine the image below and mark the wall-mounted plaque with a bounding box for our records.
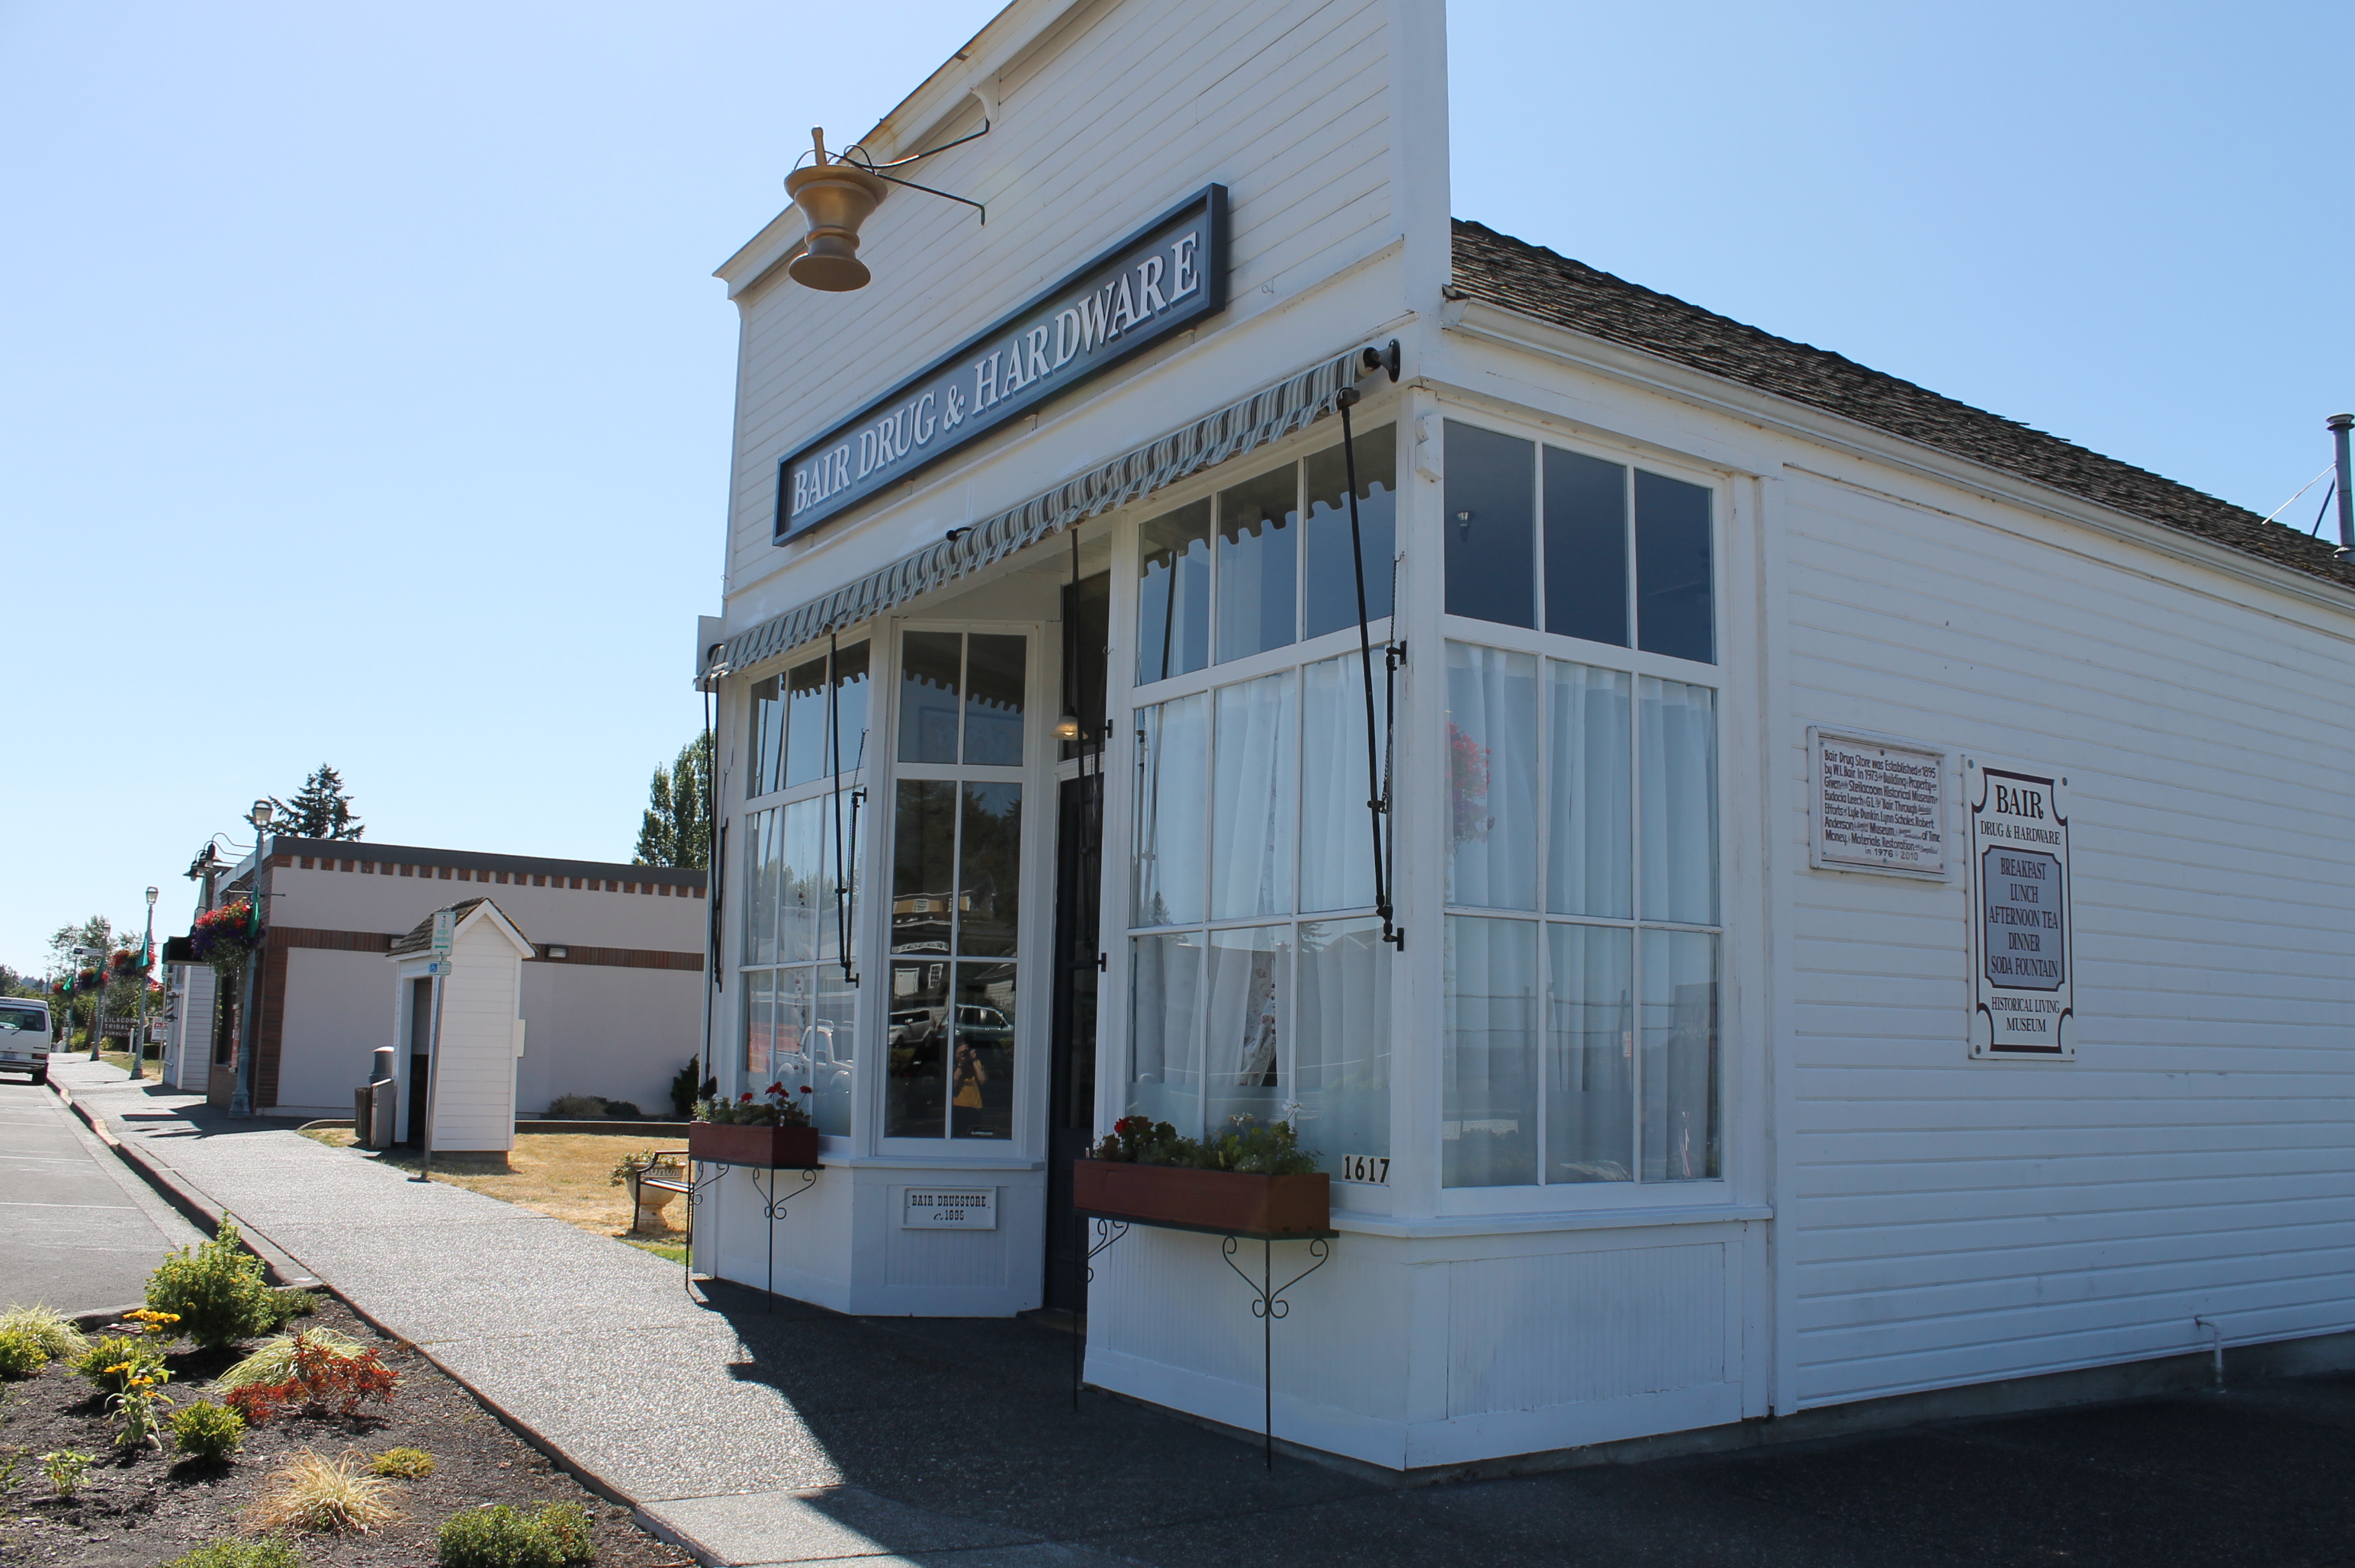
[1965,757,2073,1060]
[901,1187,997,1229]
[1810,728,1946,878]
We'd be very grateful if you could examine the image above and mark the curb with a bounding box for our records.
[48,1077,322,1290]
[45,1075,712,1564]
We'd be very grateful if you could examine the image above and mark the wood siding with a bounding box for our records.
[1778,468,2355,1407]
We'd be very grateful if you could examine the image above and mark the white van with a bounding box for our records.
[0,998,53,1084]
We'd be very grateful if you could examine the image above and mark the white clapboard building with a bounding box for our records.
[684,0,2355,1471]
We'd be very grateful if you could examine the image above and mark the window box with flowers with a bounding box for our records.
[1075,1116,1330,1237]
[689,1081,821,1168]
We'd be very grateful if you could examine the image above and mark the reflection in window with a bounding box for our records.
[964,635,1027,766]
[1443,421,1535,628]
[898,631,963,764]
[1205,925,1288,1129]
[883,766,1021,1142]
[1133,694,1208,928]
[1637,472,1714,664]
[1442,421,1715,667]
[1303,425,1396,640]
[1444,644,1539,911]
[1216,466,1298,664]
[739,794,856,1136]
[1544,447,1627,647]
[1137,502,1211,684]
[748,642,869,797]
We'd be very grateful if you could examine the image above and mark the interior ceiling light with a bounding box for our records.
[785,121,991,294]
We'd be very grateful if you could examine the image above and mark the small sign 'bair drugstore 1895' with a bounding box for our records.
[1966,757,2073,1059]
[776,185,1228,543]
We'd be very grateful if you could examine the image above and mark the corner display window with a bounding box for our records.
[1443,420,1714,665]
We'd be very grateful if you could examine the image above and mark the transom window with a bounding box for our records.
[1136,426,1396,684]
[748,644,870,798]
[1443,420,1715,665]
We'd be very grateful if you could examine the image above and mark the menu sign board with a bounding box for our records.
[1965,757,2073,1059]
[1810,728,1945,877]
[776,185,1229,544]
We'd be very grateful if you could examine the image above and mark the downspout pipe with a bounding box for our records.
[2328,413,2354,559]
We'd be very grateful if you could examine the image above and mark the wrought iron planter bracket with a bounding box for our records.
[1071,1211,1337,1469]
[669,1158,824,1309]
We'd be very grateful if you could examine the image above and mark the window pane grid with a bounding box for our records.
[1126,643,1391,1178]
[1441,641,1720,1190]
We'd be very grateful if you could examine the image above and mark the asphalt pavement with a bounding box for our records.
[0,1073,204,1315]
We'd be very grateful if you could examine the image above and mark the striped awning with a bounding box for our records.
[701,345,1374,683]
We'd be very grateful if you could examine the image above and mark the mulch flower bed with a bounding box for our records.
[0,1296,689,1568]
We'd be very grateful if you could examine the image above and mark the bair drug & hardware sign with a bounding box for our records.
[776,185,1229,543]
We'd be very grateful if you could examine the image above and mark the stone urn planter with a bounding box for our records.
[688,1123,820,1169]
[628,1163,686,1233]
[1073,1161,1329,1237]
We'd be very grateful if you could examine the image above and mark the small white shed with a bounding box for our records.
[387,898,533,1155]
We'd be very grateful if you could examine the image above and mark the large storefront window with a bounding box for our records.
[1441,644,1720,1187]
[886,631,1027,1142]
[741,642,869,1136]
[1127,650,1392,1177]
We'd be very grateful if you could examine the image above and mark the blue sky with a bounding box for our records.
[4,0,2346,973]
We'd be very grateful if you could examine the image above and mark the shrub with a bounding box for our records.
[220,1331,397,1425]
[76,1335,167,1395]
[668,1060,702,1118]
[369,1447,434,1478]
[0,1304,90,1361]
[602,1100,641,1120]
[146,1217,275,1348]
[261,1290,320,1330]
[40,1450,94,1499]
[437,1502,596,1568]
[161,1539,304,1568]
[170,1401,248,1461]
[545,1094,604,1118]
[246,1450,400,1534]
[0,1328,47,1379]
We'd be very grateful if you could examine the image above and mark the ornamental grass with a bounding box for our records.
[246,1450,401,1535]
[0,1303,90,1361]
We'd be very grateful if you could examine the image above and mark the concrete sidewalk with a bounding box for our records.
[51,1059,2355,1568]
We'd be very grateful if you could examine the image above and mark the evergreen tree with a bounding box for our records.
[634,732,712,869]
[271,764,365,840]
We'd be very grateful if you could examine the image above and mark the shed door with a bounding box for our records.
[406,976,432,1145]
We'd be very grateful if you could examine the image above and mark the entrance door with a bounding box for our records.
[1044,570,1109,1311]
[406,976,432,1145]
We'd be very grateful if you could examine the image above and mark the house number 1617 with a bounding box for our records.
[1338,1154,1390,1186]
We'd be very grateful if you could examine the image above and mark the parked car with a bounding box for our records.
[0,999,53,1084]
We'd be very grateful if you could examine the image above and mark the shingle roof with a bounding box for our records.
[1450,219,2353,592]
[388,898,490,958]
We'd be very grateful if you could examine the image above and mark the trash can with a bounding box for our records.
[355,1046,397,1149]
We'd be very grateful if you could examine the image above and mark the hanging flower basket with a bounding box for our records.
[1074,1162,1329,1237]
[688,1123,819,1168]
[191,902,259,975]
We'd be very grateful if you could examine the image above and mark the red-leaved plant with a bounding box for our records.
[222,1331,398,1425]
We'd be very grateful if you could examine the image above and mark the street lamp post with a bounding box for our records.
[228,800,272,1120]
[130,885,158,1082]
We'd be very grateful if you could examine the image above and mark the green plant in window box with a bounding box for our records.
[1089,1115,1319,1175]
[692,1082,812,1127]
